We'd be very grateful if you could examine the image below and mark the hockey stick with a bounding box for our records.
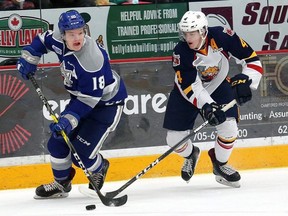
[105,99,237,198]
[28,74,127,207]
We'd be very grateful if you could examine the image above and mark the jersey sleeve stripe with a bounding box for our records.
[247,63,263,74]
[183,85,193,95]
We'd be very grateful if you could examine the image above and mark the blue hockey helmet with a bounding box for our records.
[58,10,86,34]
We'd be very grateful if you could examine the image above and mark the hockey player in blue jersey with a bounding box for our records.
[163,11,263,188]
[16,10,127,199]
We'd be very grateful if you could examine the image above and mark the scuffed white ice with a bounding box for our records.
[0,167,287,216]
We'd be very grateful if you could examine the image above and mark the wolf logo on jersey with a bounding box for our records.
[60,62,75,87]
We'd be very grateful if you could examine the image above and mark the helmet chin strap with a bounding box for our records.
[195,29,208,51]
[195,38,206,50]
[195,31,207,50]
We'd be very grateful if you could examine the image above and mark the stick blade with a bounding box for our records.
[105,190,120,198]
[103,194,128,207]
[79,185,127,207]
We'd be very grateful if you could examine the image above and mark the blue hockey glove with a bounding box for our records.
[230,74,252,106]
[49,111,80,139]
[16,46,42,80]
[201,102,226,126]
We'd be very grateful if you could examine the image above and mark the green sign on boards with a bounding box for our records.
[107,3,187,59]
[0,14,50,58]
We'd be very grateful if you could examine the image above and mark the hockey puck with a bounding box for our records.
[86,204,96,210]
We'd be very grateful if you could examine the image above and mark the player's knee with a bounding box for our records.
[216,117,238,142]
[47,136,70,156]
[166,130,189,146]
[166,130,193,156]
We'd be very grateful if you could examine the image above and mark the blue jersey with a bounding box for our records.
[172,26,263,109]
[29,30,127,118]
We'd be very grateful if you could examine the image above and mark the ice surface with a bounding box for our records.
[0,167,287,216]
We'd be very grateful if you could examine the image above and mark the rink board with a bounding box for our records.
[1,2,288,191]
[1,145,288,190]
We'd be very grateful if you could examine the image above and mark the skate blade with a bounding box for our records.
[215,175,240,188]
[34,193,69,200]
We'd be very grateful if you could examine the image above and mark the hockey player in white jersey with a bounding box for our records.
[163,11,263,188]
[17,10,127,198]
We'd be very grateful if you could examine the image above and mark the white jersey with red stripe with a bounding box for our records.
[172,26,263,109]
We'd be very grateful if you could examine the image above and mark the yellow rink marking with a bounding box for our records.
[1,145,288,190]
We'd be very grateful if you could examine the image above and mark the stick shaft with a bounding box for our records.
[28,74,127,206]
[106,99,237,198]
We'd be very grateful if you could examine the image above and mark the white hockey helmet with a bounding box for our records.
[178,11,208,41]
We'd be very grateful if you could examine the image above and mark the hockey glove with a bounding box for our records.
[49,111,80,139]
[16,46,42,80]
[230,74,252,106]
[201,102,226,126]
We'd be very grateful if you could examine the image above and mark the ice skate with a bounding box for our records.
[88,158,110,191]
[208,148,241,188]
[181,146,201,182]
[34,167,75,199]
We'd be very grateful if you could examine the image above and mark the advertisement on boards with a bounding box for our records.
[189,0,288,51]
[0,4,186,64]
[0,0,287,64]
[0,1,287,163]
[1,53,288,161]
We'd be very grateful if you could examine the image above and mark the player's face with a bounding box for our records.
[64,28,85,51]
[183,31,202,50]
